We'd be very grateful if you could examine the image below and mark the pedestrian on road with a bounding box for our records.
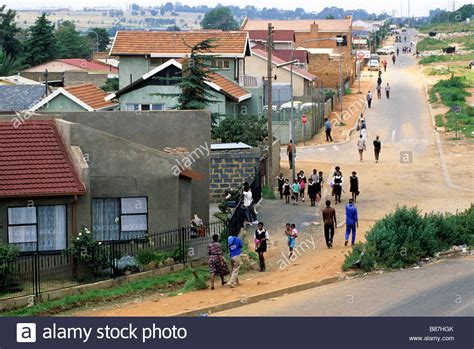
[292,179,300,204]
[286,223,298,258]
[360,127,367,141]
[366,91,373,108]
[287,140,295,169]
[322,200,337,248]
[396,48,399,56]
[325,118,333,142]
[332,170,343,204]
[298,170,307,202]
[373,135,381,163]
[383,60,387,72]
[317,171,324,201]
[350,171,359,202]
[311,168,318,183]
[307,177,317,207]
[283,178,291,204]
[376,84,382,99]
[208,234,229,290]
[277,173,285,199]
[377,75,382,86]
[357,134,366,162]
[385,83,391,99]
[255,222,269,272]
[344,199,359,247]
[243,183,258,225]
[392,53,396,64]
[228,231,244,287]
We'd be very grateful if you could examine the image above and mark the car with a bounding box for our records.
[370,54,380,62]
[385,46,396,54]
[368,59,380,71]
[376,48,390,55]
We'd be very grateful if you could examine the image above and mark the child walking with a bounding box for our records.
[276,173,285,200]
[283,178,291,204]
[307,177,317,207]
[299,177,306,203]
[292,179,300,205]
[285,223,298,258]
[350,171,359,203]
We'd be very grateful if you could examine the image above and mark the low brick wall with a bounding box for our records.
[210,148,260,202]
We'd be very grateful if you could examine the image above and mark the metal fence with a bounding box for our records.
[0,221,226,301]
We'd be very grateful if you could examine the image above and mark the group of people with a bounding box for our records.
[329,166,360,204]
[322,198,359,249]
[356,114,382,163]
[277,169,324,206]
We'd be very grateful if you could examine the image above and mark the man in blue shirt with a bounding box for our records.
[344,199,359,246]
[228,233,244,287]
[325,118,333,142]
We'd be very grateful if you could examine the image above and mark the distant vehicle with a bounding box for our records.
[300,102,317,111]
[395,35,402,43]
[429,32,437,37]
[442,46,456,54]
[263,105,278,112]
[370,54,380,62]
[368,59,380,71]
[376,48,390,55]
[385,46,396,54]
[279,101,302,110]
[402,28,407,32]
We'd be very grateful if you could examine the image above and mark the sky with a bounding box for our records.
[3,0,473,17]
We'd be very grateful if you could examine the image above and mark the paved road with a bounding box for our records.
[216,256,474,316]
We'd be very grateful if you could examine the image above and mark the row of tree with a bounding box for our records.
[429,4,473,23]
[0,5,111,75]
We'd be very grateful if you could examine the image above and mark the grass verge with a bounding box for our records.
[262,185,277,200]
[419,53,474,65]
[2,266,209,317]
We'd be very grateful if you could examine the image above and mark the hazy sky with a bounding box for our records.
[3,0,472,17]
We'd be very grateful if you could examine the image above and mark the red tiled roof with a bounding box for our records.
[207,72,251,102]
[65,83,116,110]
[0,120,86,198]
[110,31,249,57]
[59,59,118,73]
[251,43,308,63]
[251,48,316,81]
[248,30,295,42]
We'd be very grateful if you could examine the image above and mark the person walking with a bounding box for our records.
[316,171,323,202]
[287,140,295,170]
[285,223,298,258]
[385,83,391,99]
[373,135,381,163]
[254,222,269,272]
[311,168,318,183]
[298,170,307,202]
[366,91,373,108]
[376,83,382,99]
[208,234,229,290]
[228,232,244,287]
[357,134,366,162]
[307,177,317,207]
[242,183,258,225]
[332,170,343,204]
[322,200,337,248]
[377,75,382,86]
[344,199,359,247]
[383,60,387,72]
[283,178,291,204]
[349,171,359,203]
[291,179,300,205]
[276,173,285,200]
[392,53,396,64]
[325,118,333,142]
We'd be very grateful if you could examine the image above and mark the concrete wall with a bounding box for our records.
[39,94,87,113]
[57,111,211,222]
[307,53,353,89]
[118,56,149,89]
[210,148,260,202]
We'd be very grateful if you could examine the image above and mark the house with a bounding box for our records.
[29,83,118,112]
[248,30,295,50]
[0,85,46,113]
[242,18,355,88]
[109,30,264,116]
[0,75,42,85]
[20,59,118,88]
[245,47,316,106]
[0,110,211,252]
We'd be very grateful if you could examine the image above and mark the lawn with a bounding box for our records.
[419,22,474,34]
[419,52,474,65]
[445,34,474,51]
[416,37,448,51]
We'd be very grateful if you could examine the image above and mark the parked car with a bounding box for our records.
[368,59,380,71]
[385,46,396,54]
[370,54,380,63]
[376,48,390,55]
[279,101,302,111]
[442,46,456,54]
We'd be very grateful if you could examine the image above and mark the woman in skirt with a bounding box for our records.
[283,178,291,204]
[208,234,229,289]
[255,222,269,272]
[307,177,317,207]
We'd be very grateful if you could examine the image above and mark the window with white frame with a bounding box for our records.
[92,197,148,241]
[7,205,67,252]
[125,104,164,111]
[214,59,230,70]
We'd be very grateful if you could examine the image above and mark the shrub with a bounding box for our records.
[262,184,276,200]
[116,255,140,272]
[343,205,474,272]
[0,243,21,294]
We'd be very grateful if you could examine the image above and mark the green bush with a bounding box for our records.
[343,205,474,272]
[0,243,21,294]
[262,184,276,200]
[435,114,445,127]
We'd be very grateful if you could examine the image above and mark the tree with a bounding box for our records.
[0,50,26,75]
[167,25,181,31]
[24,14,57,66]
[212,115,267,146]
[326,14,335,19]
[201,7,239,31]
[55,21,90,58]
[0,5,20,57]
[157,39,217,110]
[87,28,111,52]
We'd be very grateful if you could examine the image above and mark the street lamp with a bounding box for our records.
[276,37,343,181]
[89,30,100,54]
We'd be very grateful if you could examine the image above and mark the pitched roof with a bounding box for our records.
[109,59,252,103]
[58,59,118,73]
[30,83,117,112]
[0,120,86,198]
[110,31,250,57]
[251,48,316,81]
[242,19,352,33]
[0,75,42,85]
[272,49,309,64]
[0,85,45,112]
[248,30,295,42]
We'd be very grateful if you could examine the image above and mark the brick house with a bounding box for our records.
[109,31,264,116]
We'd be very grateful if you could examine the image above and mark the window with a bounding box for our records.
[92,197,148,241]
[125,104,164,112]
[213,59,230,70]
[337,35,348,47]
[8,205,67,252]
[125,103,140,111]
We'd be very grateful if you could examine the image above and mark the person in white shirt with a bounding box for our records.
[385,83,391,99]
[242,183,258,225]
[357,134,367,162]
[332,171,344,204]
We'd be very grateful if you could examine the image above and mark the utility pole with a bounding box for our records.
[266,23,274,189]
